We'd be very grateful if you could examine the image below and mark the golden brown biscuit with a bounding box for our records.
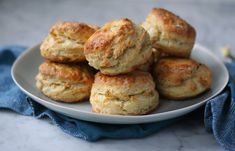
[90,71,159,115]
[142,8,196,58]
[35,62,94,102]
[40,21,99,63]
[84,18,152,75]
[153,58,212,100]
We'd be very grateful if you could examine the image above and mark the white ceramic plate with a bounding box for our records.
[11,44,229,124]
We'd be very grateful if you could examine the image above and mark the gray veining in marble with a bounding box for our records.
[1,0,234,150]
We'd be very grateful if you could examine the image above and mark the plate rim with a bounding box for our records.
[11,43,229,124]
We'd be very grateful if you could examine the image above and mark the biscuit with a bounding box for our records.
[35,62,94,102]
[153,58,212,100]
[84,18,152,75]
[142,8,196,58]
[90,71,159,115]
[40,21,99,62]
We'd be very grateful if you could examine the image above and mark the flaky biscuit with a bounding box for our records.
[142,8,196,58]
[40,21,99,62]
[90,71,159,115]
[35,62,94,102]
[153,58,212,100]
[84,18,152,75]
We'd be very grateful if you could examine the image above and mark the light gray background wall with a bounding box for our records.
[0,0,234,59]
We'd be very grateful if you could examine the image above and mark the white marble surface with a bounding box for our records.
[0,110,221,151]
[1,0,234,150]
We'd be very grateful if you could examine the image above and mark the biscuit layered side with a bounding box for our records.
[40,21,99,63]
[84,18,152,75]
[36,62,94,102]
[142,8,196,58]
[153,58,212,100]
[90,72,159,115]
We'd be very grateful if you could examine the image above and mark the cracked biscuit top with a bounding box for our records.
[84,18,152,75]
[93,71,155,95]
[40,21,99,62]
[153,58,212,100]
[142,8,196,58]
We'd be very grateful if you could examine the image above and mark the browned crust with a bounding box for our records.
[150,8,196,39]
[84,18,135,55]
[38,61,94,83]
[142,8,196,58]
[49,21,99,42]
[40,21,99,63]
[153,58,212,100]
[155,58,199,86]
[94,71,153,86]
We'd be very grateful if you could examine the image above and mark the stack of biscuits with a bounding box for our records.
[36,21,98,102]
[36,8,212,115]
[141,8,212,100]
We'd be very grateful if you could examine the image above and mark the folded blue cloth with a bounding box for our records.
[0,46,234,151]
[204,62,235,151]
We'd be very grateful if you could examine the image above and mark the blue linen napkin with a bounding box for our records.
[204,62,235,151]
[0,46,234,150]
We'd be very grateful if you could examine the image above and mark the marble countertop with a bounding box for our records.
[1,0,234,150]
